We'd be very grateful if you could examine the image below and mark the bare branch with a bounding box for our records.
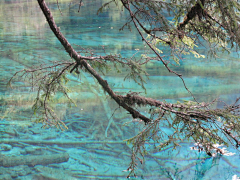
[121,0,198,102]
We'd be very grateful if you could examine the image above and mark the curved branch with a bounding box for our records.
[130,3,171,46]
[121,0,198,102]
[37,0,152,124]
[178,0,205,31]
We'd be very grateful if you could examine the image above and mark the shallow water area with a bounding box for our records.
[0,0,240,179]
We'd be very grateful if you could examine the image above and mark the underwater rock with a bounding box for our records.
[0,144,12,151]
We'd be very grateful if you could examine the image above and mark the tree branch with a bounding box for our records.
[177,0,205,31]
[121,0,198,102]
[37,0,152,124]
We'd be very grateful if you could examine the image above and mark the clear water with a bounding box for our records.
[0,0,240,179]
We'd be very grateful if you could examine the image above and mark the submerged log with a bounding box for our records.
[0,153,69,167]
[0,139,125,145]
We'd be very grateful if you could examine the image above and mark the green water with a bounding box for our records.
[0,0,240,179]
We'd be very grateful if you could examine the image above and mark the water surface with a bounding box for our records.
[0,0,240,179]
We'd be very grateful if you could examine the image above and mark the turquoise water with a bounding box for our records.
[0,0,240,179]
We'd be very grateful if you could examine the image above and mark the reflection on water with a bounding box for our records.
[0,0,240,179]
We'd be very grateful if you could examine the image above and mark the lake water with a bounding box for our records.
[0,0,240,179]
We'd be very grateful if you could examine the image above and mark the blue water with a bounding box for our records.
[0,0,240,179]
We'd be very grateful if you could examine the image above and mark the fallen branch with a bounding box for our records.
[0,139,126,145]
[0,153,69,167]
